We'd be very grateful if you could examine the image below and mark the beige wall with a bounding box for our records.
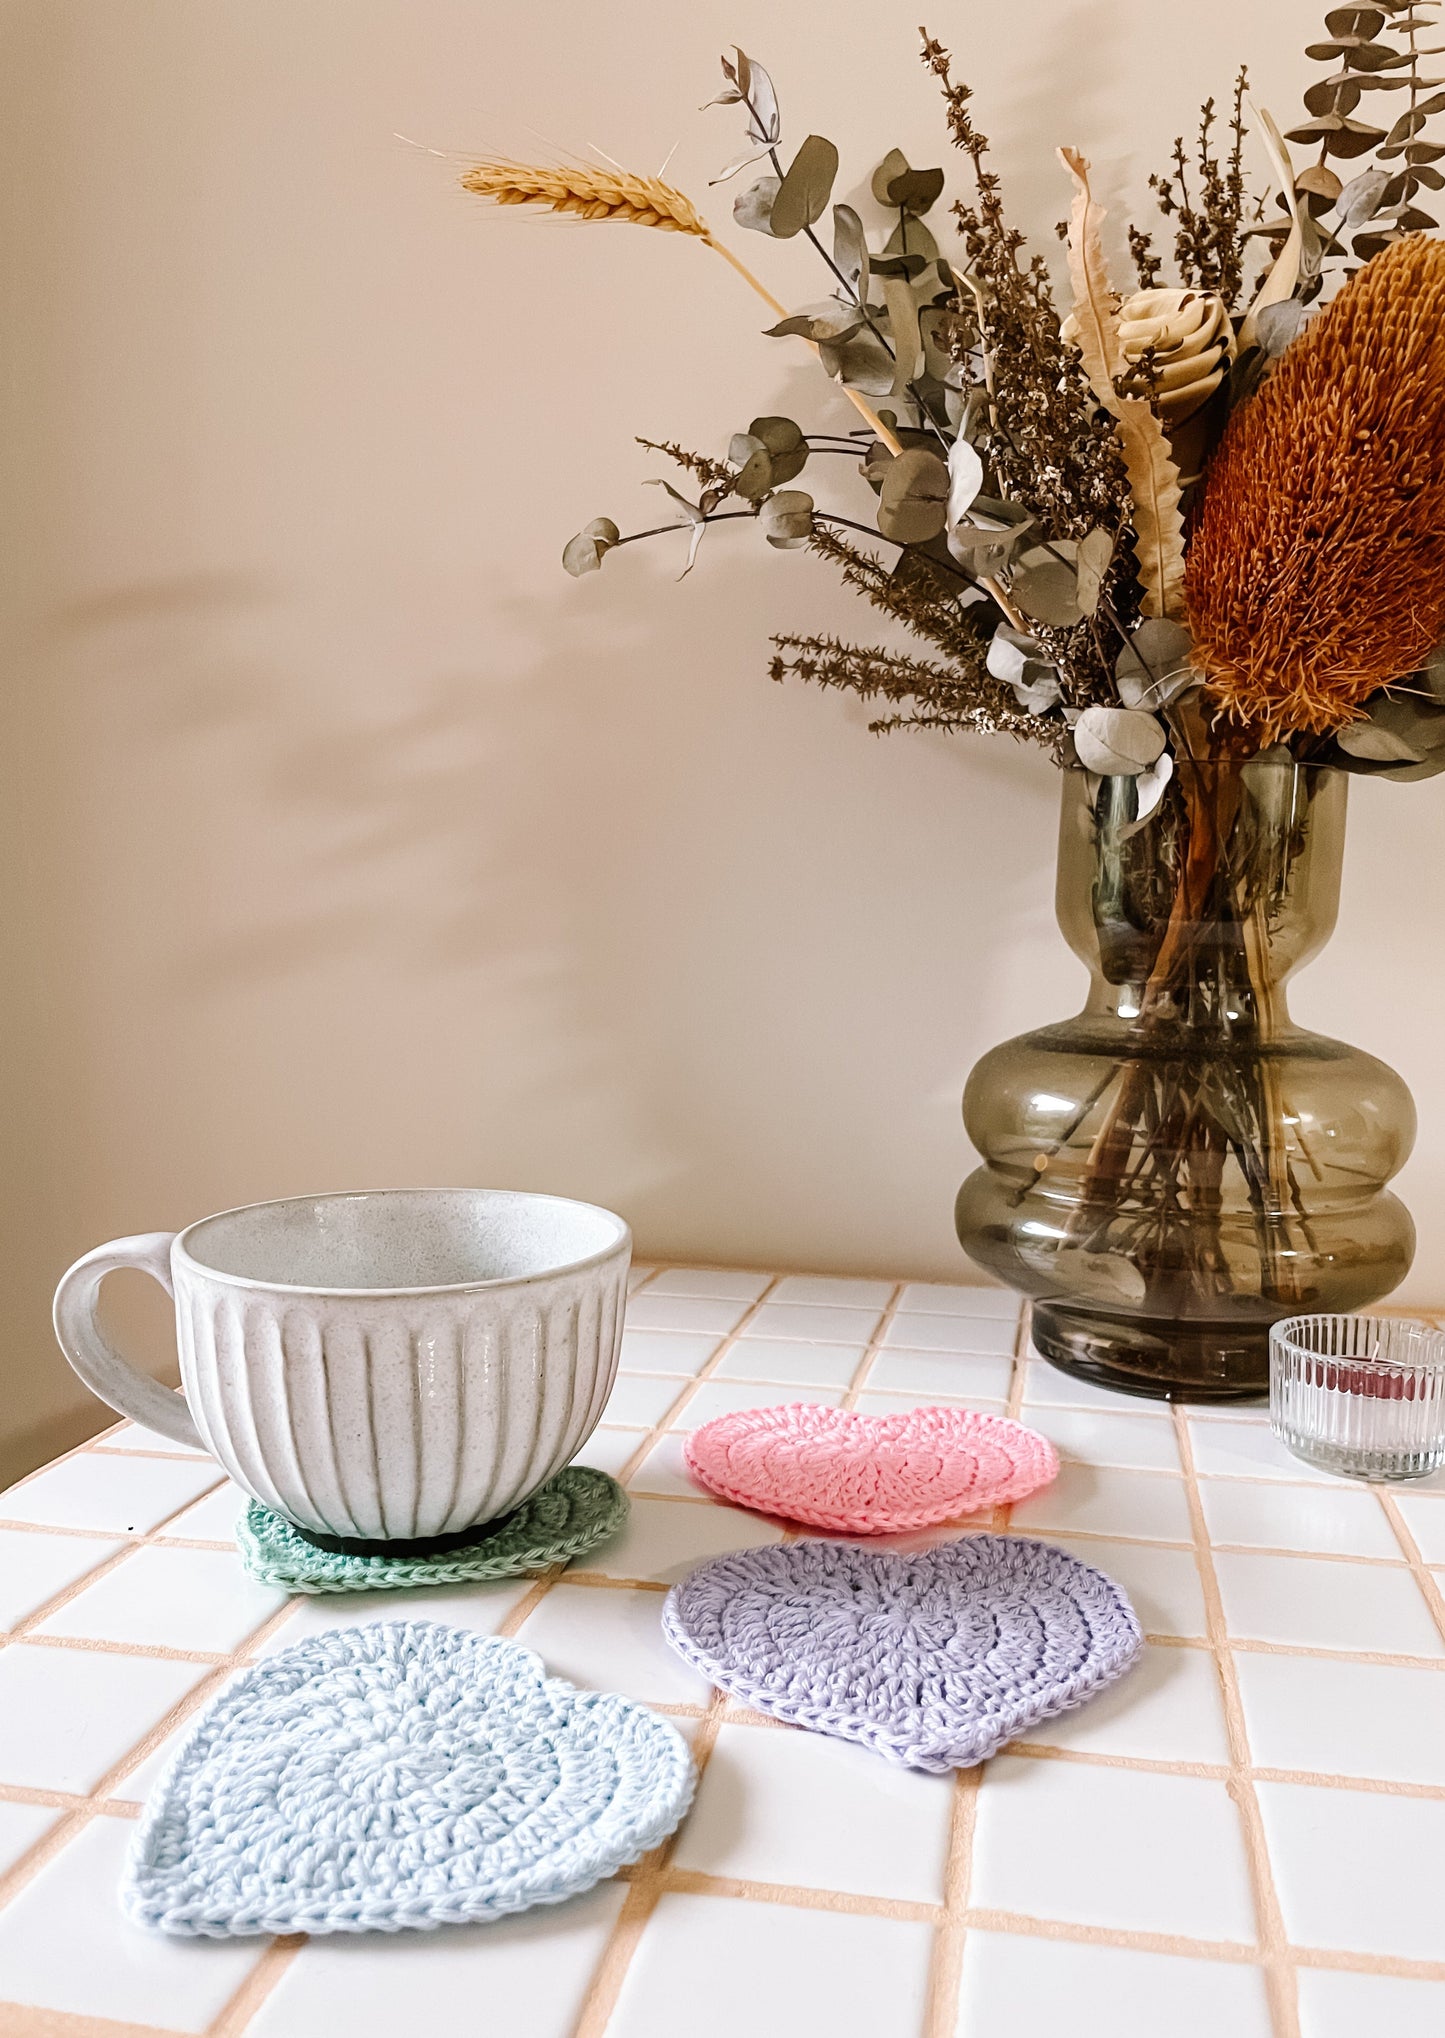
[3,0,1443,1481]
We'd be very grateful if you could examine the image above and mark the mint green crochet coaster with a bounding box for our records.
[236,1466,627,1595]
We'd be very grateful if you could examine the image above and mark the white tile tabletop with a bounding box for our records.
[0,1267,1441,2037]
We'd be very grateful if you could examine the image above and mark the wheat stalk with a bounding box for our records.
[460,155,904,456]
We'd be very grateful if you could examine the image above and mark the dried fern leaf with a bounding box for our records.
[1058,149,1186,620]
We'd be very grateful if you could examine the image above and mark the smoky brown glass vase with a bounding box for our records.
[956,757,1416,1401]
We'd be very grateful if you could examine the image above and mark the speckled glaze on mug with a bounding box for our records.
[52,1189,631,1543]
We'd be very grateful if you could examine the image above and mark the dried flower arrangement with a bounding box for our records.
[462,7,1445,789]
[455,9,1445,1388]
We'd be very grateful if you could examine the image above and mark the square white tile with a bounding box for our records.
[0,1800,60,1880]
[627,1433,705,1499]
[672,1722,954,1902]
[714,1339,868,1388]
[1395,1492,1445,1565]
[570,1497,783,1585]
[1199,1481,1401,1559]
[0,1645,209,1792]
[1256,1780,1445,1959]
[618,1329,722,1376]
[35,1545,287,1656]
[569,1427,643,1481]
[854,1392,1009,1419]
[248,1883,628,2038]
[1187,1419,1341,1484]
[1011,1464,1194,1544]
[109,1668,247,1802]
[1018,1642,1231,1764]
[0,1813,261,2026]
[768,1276,895,1310]
[91,1421,209,1458]
[1296,1968,1445,2038]
[954,1931,1273,2038]
[970,1755,1256,1940]
[608,1891,934,2038]
[1044,1535,1208,1639]
[0,1454,221,1535]
[667,1381,843,1431]
[644,1268,772,1302]
[745,1303,885,1343]
[255,1577,531,1654]
[161,1480,249,1543]
[898,1282,1020,1319]
[602,1375,692,1430]
[1022,1406,1181,1473]
[515,1583,712,1707]
[881,1312,1018,1357]
[0,1529,124,1629]
[1234,1652,1445,1786]
[1213,1549,1443,1656]
[865,1351,1015,1401]
[625,1294,750,1336]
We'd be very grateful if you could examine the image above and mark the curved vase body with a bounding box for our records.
[956,759,1415,1400]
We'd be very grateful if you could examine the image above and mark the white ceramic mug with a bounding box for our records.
[52,1187,630,1548]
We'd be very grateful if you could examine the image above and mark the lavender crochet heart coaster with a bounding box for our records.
[683,1403,1058,1533]
[662,1535,1142,1771]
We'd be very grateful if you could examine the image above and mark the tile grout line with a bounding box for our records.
[1373,1488,1445,1649]
[838,1283,907,1409]
[923,1765,983,2038]
[204,1935,307,2038]
[1172,1406,1300,2038]
[569,1686,733,2038]
[612,1273,788,1489]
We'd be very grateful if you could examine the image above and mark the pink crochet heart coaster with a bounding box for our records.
[682,1402,1059,1534]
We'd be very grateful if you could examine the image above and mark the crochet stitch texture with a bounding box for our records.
[683,1402,1057,1532]
[236,1466,627,1594]
[663,1535,1142,1771]
[124,1621,695,1936]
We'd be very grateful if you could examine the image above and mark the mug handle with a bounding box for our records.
[52,1234,204,1450]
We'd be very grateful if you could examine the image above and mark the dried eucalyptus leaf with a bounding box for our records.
[884,164,946,213]
[1120,750,1174,838]
[759,488,814,549]
[880,273,923,394]
[884,215,940,265]
[1324,6,1385,35]
[832,204,870,297]
[1296,163,1344,201]
[770,135,839,239]
[729,431,764,467]
[734,174,780,234]
[1114,618,1196,706]
[869,149,911,205]
[732,447,775,500]
[946,436,985,534]
[1337,691,1445,763]
[705,47,782,146]
[1252,298,1310,358]
[819,329,896,397]
[765,310,861,343]
[985,625,1043,686]
[876,447,950,543]
[1012,665,1064,715]
[1072,706,1167,776]
[1012,545,1083,628]
[562,517,621,577]
[1075,527,1114,616]
[1336,166,1395,222]
[747,415,807,483]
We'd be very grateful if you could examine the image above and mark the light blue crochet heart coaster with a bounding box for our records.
[123,1621,695,1937]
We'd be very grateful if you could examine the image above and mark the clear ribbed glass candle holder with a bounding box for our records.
[1270,1314,1445,1481]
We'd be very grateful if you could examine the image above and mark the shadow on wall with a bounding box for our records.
[3,546,1057,1481]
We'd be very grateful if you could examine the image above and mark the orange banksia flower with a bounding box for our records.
[1185,235,1445,738]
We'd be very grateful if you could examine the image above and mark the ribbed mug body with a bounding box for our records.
[173,1261,626,1540]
